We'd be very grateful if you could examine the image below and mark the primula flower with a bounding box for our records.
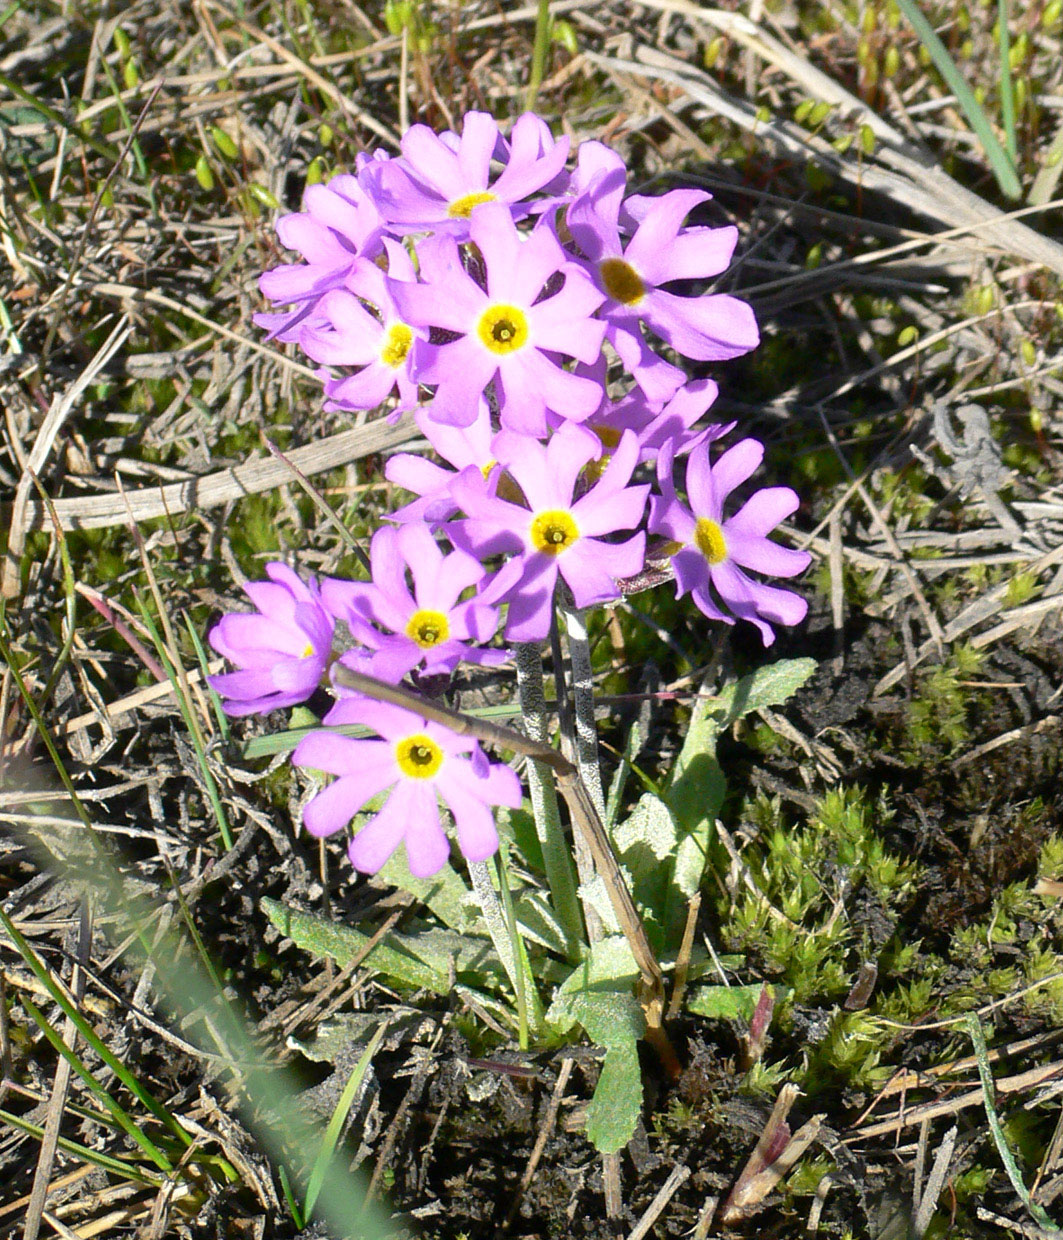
[568,172,759,403]
[450,422,648,641]
[255,175,386,342]
[569,365,734,464]
[292,699,522,877]
[649,438,810,646]
[208,563,334,716]
[384,399,498,523]
[321,525,506,680]
[364,110,569,234]
[301,239,423,415]
[390,202,606,436]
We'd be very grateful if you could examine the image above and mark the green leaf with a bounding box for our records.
[663,660,816,945]
[611,793,683,949]
[262,898,446,993]
[715,657,818,731]
[375,851,478,933]
[548,938,645,1154]
[585,1041,643,1154]
[262,898,512,999]
[687,983,771,1021]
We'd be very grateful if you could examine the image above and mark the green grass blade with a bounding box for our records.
[966,1013,1060,1233]
[133,593,233,850]
[304,1021,388,1218]
[20,996,175,1173]
[525,0,552,112]
[997,0,1017,166]
[893,0,1021,199]
[0,907,193,1152]
[0,1106,162,1184]
[184,613,230,743]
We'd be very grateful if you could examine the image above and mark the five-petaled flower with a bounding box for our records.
[292,699,522,877]
[649,439,810,646]
[363,110,569,235]
[322,524,507,681]
[567,171,759,404]
[300,238,423,416]
[208,563,334,716]
[390,202,606,436]
[450,422,648,641]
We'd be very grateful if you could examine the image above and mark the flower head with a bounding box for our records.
[450,422,648,640]
[363,110,569,235]
[568,173,759,402]
[255,175,386,342]
[322,525,506,680]
[649,439,810,645]
[390,202,605,436]
[573,368,734,464]
[300,239,423,415]
[292,699,522,877]
[208,563,334,716]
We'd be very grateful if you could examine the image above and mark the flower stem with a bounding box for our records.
[525,0,552,113]
[514,641,585,961]
[558,601,605,819]
[551,607,603,943]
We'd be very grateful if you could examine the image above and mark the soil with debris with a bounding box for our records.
[3,1,1063,1238]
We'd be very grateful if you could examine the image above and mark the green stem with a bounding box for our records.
[525,0,552,113]
[514,642,584,960]
[559,601,605,818]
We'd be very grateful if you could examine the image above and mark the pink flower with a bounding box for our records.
[300,239,423,416]
[321,525,506,679]
[363,110,569,234]
[568,172,759,402]
[292,700,522,877]
[389,203,606,437]
[649,438,810,645]
[254,174,386,342]
[450,423,648,641]
[208,563,334,716]
[384,399,498,523]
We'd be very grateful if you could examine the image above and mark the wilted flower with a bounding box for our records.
[208,563,334,716]
[649,438,810,645]
[292,699,522,877]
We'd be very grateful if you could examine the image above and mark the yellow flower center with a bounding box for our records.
[599,257,645,306]
[530,509,579,556]
[694,517,728,565]
[447,190,498,218]
[300,641,315,658]
[480,459,497,482]
[405,609,450,649]
[396,734,444,779]
[477,304,529,355]
[379,322,413,369]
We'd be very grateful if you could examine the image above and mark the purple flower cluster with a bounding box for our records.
[208,111,812,878]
